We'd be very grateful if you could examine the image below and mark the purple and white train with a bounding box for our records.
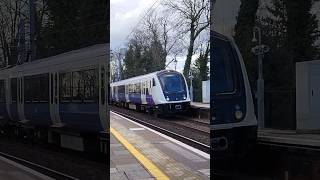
[110,70,191,114]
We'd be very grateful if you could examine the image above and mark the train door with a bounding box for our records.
[99,65,107,130]
[49,72,62,126]
[17,74,26,122]
[141,81,147,104]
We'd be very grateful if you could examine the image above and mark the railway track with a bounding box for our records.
[160,118,210,135]
[111,109,210,154]
[0,151,79,180]
[172,115,210,126]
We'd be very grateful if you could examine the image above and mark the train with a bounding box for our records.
[0,44,109,153]
[110,70,191,115]
[211,31,257,170]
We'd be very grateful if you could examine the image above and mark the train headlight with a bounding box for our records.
[235,110,243,119]
[183,94,186,100]
[166,96,170,101]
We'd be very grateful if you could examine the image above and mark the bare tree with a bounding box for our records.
[163,0,210,79]
[0,0,29,66]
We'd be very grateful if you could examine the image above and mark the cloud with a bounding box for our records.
[111,0,157,49]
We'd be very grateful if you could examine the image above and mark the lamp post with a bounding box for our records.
[189,71,194,102]
[251,26,269,129]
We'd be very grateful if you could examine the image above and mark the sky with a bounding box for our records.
[110,0,203,73]
[110,0,156,49]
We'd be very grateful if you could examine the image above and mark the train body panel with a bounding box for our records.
[0,44,108,133]
[0,79,9,123]
[211,31,257,160]
[111,70,191,113]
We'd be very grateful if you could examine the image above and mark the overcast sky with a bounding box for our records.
[110,0,157,49]
[111,0,210,73]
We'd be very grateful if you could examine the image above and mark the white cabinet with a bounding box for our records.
[296,60,320,132]
[202,80,210,103]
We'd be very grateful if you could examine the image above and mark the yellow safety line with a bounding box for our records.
[110,127,169,180]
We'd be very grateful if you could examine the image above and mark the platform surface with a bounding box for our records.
[110,111,210,179]
[110,134,155,180]
[0,156,54,180]
[258,129,320,147]
[190,102,210,109]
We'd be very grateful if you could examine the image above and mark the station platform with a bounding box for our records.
[0,156,53,180]
[110,111,210,179]
[189,102,210,120]
[190,102,210,110]
[258,129,320,148]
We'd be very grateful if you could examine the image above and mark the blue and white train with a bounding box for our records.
[110,70,191,114]
[211,31,257,161]
[0,44,108,152]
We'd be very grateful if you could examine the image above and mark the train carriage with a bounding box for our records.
[0,44,109,152]
[110,70,191,114]
[211,31,257,167]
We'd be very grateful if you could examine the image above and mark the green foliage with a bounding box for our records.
[37,0,108,59]
[122,33,166,79]
[234,0,259,85]
[190,44,209,102]
[234,0,319,128]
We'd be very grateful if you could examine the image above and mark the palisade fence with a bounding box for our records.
[255,90,296,129]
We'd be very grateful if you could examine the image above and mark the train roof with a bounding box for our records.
[211,30,230,41]
[0,43,109,78]
[111,69,182,86]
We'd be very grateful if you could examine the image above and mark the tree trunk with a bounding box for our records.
[183,28,195,81]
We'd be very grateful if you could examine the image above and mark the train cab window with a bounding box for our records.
[0,80,5,103]
[152,78,156,86]
[11,78,17,103]
[213,37,235,94]
[158,73,186,93]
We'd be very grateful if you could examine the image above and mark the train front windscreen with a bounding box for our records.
[158,72,188,101]
[213,37,235,94]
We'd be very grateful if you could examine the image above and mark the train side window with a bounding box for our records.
[119,85,125,94]
[40,74,49,102]
[101,67,105,105]
[72,71,83,102]
[60,73,72,103]
[24,74,49,103]
[0,80,5,103]
[83,69,98,103]
[11,78,17,103]
[136,83,141,94]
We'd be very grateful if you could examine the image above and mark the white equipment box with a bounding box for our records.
[296,60,320,132]
[202,80,210,103]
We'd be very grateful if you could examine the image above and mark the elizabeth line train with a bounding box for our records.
[211,31,257,165]
[0,44,109,153]
[110,70,191,115]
